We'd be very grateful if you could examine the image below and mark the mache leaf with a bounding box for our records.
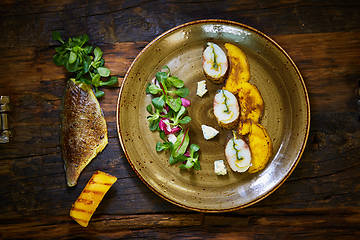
[166,97,181,112]
[152,96,165,110]
[167,76,184,88]
[97,67,110,77]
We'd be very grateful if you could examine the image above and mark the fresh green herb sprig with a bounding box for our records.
[221,89,230,113]
[211,44,219,70]
[52,31,118,98]
[146,66,200,170]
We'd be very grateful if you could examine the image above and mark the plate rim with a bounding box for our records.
[116,19,310,212]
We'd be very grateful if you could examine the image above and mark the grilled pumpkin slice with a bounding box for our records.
[224,43,250,94]
[237,82,264,136]
[62,79,108,187]
[70,171,117,227]
[248,122,272,173]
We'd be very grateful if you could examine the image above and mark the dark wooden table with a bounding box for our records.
[1,1,359,239]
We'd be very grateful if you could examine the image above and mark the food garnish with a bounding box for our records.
[52,31,118,98]
[213,89,240,129]
[70,171,117,227]
[247,122,272,173]
[223,43,250,93]
[62,79,108,187]
[196,80,208,97]
[214,160,227,175]
[201,124,219,140]
[203,42,228,84]
[146,66,200,170]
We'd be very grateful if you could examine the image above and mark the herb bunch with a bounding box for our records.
[146,66,200,170]
[52,31,118,98]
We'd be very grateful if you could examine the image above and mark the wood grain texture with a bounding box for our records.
[1,209,360,239]
[0,0,360,47]
[0,0,359,239]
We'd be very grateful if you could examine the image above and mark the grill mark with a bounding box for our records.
[89,180,112,186]
[83,189,104,195]
[76,198,93,205]
[71,207,93,214]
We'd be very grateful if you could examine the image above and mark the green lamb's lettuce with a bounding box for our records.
[52,31,118,98]
[179,144,201,170]
[146,66,200,170]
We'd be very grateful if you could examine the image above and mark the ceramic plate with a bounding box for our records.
[117,20,310,212]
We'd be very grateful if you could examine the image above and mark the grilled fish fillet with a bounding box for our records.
[62,79,108,187]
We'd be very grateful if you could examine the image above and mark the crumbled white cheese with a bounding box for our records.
[214,160,227,175]
[197,80,208,97]
[201,124,219,140]
[168,134,177,144]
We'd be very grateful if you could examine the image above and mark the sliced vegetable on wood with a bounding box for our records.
[70,171,117,227]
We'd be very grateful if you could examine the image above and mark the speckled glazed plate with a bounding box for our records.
[117,20,310,212]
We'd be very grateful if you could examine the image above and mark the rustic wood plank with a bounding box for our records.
[1,208,359,239]
[0,213,202,239]
[273,31,360,113]
[0,1,359,47]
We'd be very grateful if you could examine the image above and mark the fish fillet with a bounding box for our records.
[62,79,108,187]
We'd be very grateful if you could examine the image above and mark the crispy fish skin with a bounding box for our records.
[62,79,108,187]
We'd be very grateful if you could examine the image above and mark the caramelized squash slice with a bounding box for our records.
[224,43,250,94]
[237,82,264,135]
[248,122,272,173]
[239,119,252,136]
[70,171,117,227]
